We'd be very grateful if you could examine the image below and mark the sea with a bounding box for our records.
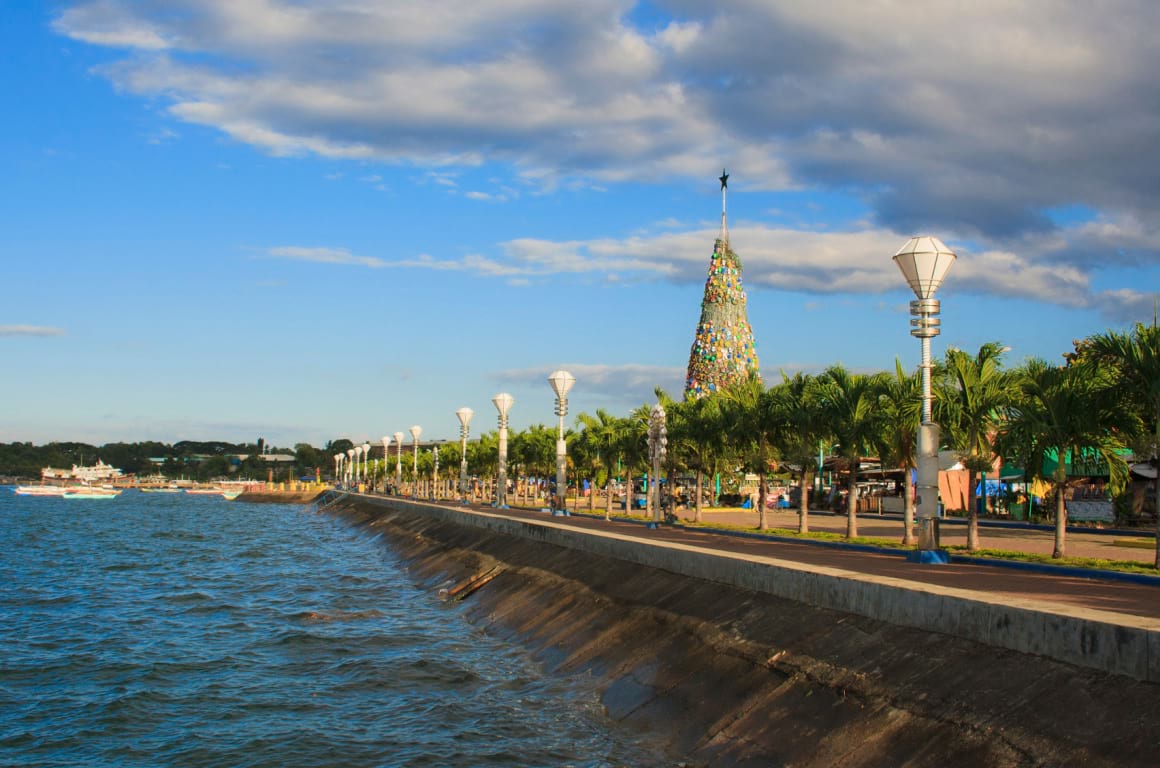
[0,490,666,767]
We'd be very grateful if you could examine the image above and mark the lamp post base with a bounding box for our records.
[909,517,949,564]
[907,548,950,564]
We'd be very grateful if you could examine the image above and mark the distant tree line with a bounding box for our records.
[0,439,347,483]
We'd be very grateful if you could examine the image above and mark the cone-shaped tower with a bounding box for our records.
[684,169,760,398]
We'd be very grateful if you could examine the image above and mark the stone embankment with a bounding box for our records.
[234,482,328,504]
[324,494,1159,768]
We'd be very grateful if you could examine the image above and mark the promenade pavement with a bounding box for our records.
[460,500,1160,623]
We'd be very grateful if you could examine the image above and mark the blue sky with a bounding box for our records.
[3,1,1160,448]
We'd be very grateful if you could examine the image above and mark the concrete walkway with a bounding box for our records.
[483,502,1160,621]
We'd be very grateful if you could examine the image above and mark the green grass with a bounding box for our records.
[580,509,1159,575]
[944,546,1158,575]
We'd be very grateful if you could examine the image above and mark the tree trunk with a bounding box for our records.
[902,464,916,546]
[757,439,769,530]
[798,470,811,534]
[626,470,635,516]
[588,480,595,512]
[846,467,858,538]
[1153,458,1160,568]
[757,472,768,530]
[695,469,704,524]
[967,467,980,551]
[1053,482,1068,558]
[604,480,612,521]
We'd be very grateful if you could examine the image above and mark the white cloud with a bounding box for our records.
[55,0,1160,272]
[0,325,65,337]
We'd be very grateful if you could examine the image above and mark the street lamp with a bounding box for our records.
[394,431,404,494]
[354,445,363,487]
[648,403,668,527]
[456,407,474,503]
[547,370,575,515]
[893,235,956,560]
[409,425,422,495]
[431,443,440,499]
[334,453,342,486]
[346,448,355,486]
[380,436,391,492]
[493,393,514,508]
[362,442,371,483]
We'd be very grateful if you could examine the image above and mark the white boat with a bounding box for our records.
[185,487,225,495]
[14,485,69,496]
[63,488,120,499]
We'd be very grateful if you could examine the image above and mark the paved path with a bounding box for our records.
[448,501,1160,624]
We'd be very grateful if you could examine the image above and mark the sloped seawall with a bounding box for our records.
[324,494,1159,767]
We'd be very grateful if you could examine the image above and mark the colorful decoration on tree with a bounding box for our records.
[684,170,760,398]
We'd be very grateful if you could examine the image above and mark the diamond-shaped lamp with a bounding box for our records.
[893,236,956,300]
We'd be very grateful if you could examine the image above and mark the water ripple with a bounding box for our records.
[0,490,664,767]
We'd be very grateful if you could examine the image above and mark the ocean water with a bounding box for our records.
[0,490,662,767]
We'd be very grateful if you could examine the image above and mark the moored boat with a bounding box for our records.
[14,485,69,496]
[62,488,121,499]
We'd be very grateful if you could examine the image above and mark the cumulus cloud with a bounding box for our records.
[53,1,1160,275]
[495,362,686,407]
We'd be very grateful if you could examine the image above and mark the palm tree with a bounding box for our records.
[769,371,826,534]
[816,365,889,539]
[722,373,778,530]
[510,424,557,505]
[619,406,650,516]
[669,394,727,523]
[935,341,1016,552]
[575,409,627,520]
[1085,323,1160,567]
[879,359,921,545]
[998,358,1133,558]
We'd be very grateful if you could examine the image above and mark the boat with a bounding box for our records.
[62,488,120,500]
[14,485,69,496]
[185,487,225,495]
[139,486,183,493]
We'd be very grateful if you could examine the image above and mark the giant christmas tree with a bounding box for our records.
[684,170,760,399]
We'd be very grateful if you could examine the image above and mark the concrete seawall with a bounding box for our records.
[325,494,1160,767]
[351,495,1160,683]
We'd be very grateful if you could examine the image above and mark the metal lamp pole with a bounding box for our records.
[648,403,667,526]
[493,393,514,508]
[893,235,956,560]
[394,431,404,494]
[380,436,391,492]
[334,454,342,486]
[346,448,355,487]
[362,442,371,483]
[432,445,440,499]
[409,426,422,495]
[547,370,575,515]
[455,407,473,503]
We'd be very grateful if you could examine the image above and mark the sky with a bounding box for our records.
[3,1,1160,449]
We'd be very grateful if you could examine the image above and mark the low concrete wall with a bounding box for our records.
[366,496,1160,683]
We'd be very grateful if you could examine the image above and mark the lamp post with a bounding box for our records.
[409,425,422,495]
[547,370,575,515]
[334,454,342,486]
[354,445,363,487]
[431,444,440,499]
[346,448,355,487]
[394,431,404,494]
[893,235,956,560]
[648,403,667,527]
[493,393,514,508]
[362,442,371,483]
[455,407,473,503]
[380,436,391,492]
